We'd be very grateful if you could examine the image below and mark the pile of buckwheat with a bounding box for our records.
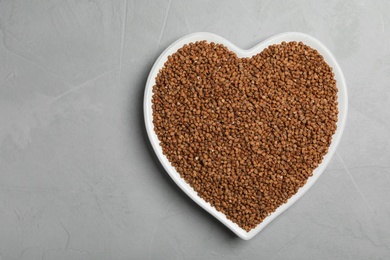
[152,41,338,232]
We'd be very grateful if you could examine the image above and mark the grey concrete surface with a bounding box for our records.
[0,0,389,259]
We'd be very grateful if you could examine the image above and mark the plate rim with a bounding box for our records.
[143,32,348,240]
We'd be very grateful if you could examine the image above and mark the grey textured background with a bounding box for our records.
[0,0,389,259]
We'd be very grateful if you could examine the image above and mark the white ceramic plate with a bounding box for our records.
[144,32,348,240]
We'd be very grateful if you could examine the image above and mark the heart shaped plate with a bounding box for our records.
[144,32,348,240]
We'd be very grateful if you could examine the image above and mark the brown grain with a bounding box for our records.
[152,40,338,232]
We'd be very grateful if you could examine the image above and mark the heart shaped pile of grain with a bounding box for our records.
[152,41,338,232]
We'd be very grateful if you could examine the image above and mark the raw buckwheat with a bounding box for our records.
[152,41,338,232]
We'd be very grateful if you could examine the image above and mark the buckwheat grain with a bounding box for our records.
[152,41,338,232]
